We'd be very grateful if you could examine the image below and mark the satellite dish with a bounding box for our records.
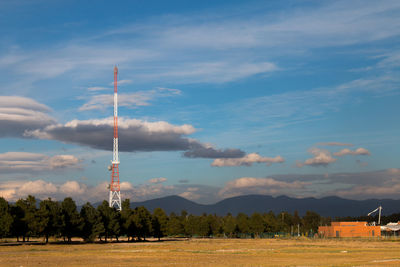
[108,165,112,171]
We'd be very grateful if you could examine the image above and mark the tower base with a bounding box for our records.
[109,190,121,211]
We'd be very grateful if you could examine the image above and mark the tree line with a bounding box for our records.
[1,195,398,243]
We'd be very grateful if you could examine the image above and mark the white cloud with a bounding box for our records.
[0,96,55,137]
[297,148,337,167]
[145,61,278,83]
[211,153,284,167]
[87,86,109,91]
[179,191,201,200]
[0,179,218,204]
[18,180,58,196]
[79,87,181,111]
[120,181,133,190]
[333,147,371,156]
[59,181,86,195]
[148,177,167,184]
[0,152,81,173]
[110,79,133,86]
[218,177,310,198]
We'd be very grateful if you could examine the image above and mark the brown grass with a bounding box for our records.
[1,238,400,266]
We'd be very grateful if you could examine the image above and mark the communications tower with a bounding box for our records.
[109,66,122,211]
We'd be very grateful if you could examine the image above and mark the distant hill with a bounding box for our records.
[129,195,400,217]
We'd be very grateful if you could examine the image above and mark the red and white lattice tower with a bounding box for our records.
[109,66,122,210]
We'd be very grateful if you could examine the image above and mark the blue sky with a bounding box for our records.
[0,0,399,204]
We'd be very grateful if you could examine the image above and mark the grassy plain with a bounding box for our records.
[1,238,400,266]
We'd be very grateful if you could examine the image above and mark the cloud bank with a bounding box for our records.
[1,168,399,203]
[24,117,243,158]
[0,96,55,137]
[0,152,81,173]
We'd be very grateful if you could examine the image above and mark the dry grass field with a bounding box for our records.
[1,238,400,266]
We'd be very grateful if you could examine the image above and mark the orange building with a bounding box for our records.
[318,222,380,237]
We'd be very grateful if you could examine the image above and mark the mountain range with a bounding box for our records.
[127,195,400,217]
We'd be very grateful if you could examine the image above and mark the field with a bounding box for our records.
[1,238,400,266]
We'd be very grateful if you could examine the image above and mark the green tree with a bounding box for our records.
[236,213,249,234]
[97,200,121,242]
[110,209,121,241]
[0,197,13,239]
[152,208,168,240]
[61,197,81,242]
[263,211,278,233]
[277,211,293,233]
[167,212,185,236]
[303,211,321,236]
[121,199,132,240]
[249,212,265,237]
[10,204,25,242]
[222,213,237,237]
[39,198,61,243]
[125,213,138,241]
[133,206,152,240]
[185,214,199,237]
[15,195,38,242]
[207,214,221,236]
[197,214,210,237]
[80,202,104,242]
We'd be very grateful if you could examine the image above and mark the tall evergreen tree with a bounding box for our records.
[236,213,249,234]
[167,212,185,236]
[110,209,121,241]
[197,214,210,237]
[15,195,37,242]
[184,214,196,237]
[0,197,12,239]
[263,211,278,233]
[80,202,104,242]
[61,197,81,242]
[133,206,152,240]
[207,214,221,236]
[97,200,112,242]
[10,204,25,242]
[303,211,321,236]
[120,199,132,240]
[249,212,265,237]
[222,213,236,237]
[39,198,61,243]
[152,208,168,240]
[97,200,121,242]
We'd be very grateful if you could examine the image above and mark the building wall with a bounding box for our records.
[318,222,381,237]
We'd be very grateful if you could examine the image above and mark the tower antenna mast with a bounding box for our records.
[109,66,122,210]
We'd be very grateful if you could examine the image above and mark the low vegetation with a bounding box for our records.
[1,238,400,266]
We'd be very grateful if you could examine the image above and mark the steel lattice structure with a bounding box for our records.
[109,66,122,211]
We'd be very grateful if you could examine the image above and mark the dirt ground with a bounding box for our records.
[0,238,399,266]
